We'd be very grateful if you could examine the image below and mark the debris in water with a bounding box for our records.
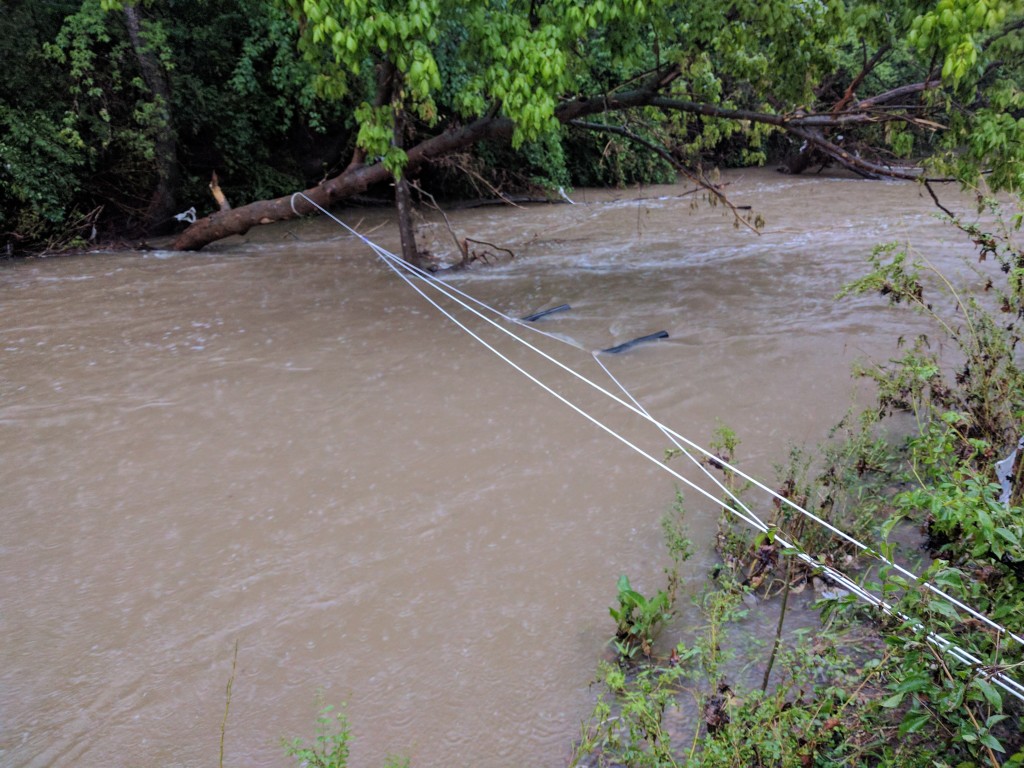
[600,331,669,354]
[522,304,571,322]
[703,682,735,734]
[812,577,850,601]
[995,436,1023,506]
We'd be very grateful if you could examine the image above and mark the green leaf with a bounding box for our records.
[894,674,932,694]
[929,598,961,621]
[898,709,933,736]
[980,732,1005,752]
[932,568,964,591]
[974,678,1003,709]
[995,527,1020,545]
[881,692,905,708]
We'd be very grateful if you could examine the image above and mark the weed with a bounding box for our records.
[661,493,693,570]
[838,192,1024,764]
[610,575,674,659]
[574,549,872,768]
[283,702,352,768]
[283,697,410,768]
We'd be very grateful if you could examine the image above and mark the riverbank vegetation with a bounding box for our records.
[3,0,1024,256]
[569,191,1024,766]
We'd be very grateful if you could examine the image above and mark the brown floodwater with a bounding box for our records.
[0,170,980,767]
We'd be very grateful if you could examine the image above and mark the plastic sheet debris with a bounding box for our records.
[174,206,197,224]
[813,576,851,601]
[996,436,1024,506]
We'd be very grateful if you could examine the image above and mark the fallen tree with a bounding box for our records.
[169,0,1024,253]
[172,73,945,251]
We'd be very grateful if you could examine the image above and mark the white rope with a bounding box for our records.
[288,195,584,353]
[295,192,1024,647]
[375,241,1024,702]
[289,192,1024,700]
[591,350,768,535]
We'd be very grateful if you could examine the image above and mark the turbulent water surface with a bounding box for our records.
[1,170,974,766]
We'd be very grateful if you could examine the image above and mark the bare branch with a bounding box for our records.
[853,78,943,110]
[832,43,893,114]
[924,180,956,219]
[569,119,760,234]
[647,97,786,126]
[409,180,469,262]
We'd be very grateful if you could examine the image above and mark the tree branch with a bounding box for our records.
[786,125,954,182]
[569,119,759,234]
[175,79,689,250]
[831,44,892,114]
[853,78,943,110]
[173,113,516,249]
[647,97,786,126]
[983,16,1024,49]
[924,179,956,218]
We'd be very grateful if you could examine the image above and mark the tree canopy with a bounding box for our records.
[2,0,1024,254]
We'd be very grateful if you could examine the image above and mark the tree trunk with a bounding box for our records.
[173,114,516,250]
[392,105,422,267]
[124,4,179,234]
[394,174,420,266]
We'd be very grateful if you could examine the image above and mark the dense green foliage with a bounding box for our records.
[840,194,1024,765]
[4,0,1024,252]
[1,0,347,249]
[0,1,84,246]
[250,0,1024,191]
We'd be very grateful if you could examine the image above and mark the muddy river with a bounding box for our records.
[1,170,975,766]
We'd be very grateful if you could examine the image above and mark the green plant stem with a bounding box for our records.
[220,639,239,768]
[686,688,704,764]
[918,250,978,347]
[929,645,1001,768]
